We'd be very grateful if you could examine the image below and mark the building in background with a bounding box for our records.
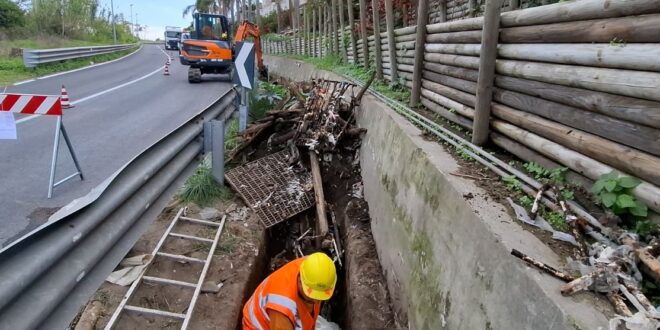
[259,0,308,16]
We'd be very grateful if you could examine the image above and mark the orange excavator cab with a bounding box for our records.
[180,13,267,83]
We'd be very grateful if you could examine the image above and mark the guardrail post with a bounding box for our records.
[472,0,504,145]
[210,119,225,184]
[239,88,248,133]
[410,0,428,107]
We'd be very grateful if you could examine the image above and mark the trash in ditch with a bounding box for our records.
[106,254,151,286]
[506,198,578,246]
[316,316,341,330]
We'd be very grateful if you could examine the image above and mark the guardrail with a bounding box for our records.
[22,44,138,68]
[0,88,238,329]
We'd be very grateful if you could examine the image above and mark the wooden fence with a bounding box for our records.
[263,0,660,214]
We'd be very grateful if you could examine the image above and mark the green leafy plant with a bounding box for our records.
[503,175,522,192]
[454,145,473,161]
[519,195,534,209]
[543,210,569,232]
[178,164,232,206]
[523,162,567,183]
[592,171,647,217]
[560,188,574,201]
[635,220,660,238]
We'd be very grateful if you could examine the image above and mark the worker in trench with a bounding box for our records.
[242,252,337,330]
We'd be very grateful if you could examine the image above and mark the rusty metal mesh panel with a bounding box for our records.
[225,150,315,227]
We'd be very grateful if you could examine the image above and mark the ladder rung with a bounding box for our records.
[156,252,205,263]
[124,305,186,319]
[180,216,221,227]
[169,232,214,243]
[143,276,197,288]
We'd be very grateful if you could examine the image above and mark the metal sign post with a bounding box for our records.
[48,116,84,198]
[232,42,256,134]
[0,93,84,198]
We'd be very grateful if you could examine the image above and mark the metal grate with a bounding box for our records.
[225,150,315,228]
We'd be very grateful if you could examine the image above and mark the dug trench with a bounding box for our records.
[72,77,396,330]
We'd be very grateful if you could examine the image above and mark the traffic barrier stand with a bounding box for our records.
[60,85,74,108]
[164,63,170,76]
[0,93,84,198]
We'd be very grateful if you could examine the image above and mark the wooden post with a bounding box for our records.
[384,0,398,82]
[468,0,477,17]
[303,6,308,56]
[439,0,447,23]
[338,0,348,62]
[319,6,325,57]
[410,0,429,107]
[312,7,317,57]
[371,0,383,79]
[347,0,358,64]
[332,0,339,55]
[359,0,370,68]
[472,0,503,145]
[309,151,329,236]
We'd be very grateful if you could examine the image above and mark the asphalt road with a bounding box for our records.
[0,44,233,246]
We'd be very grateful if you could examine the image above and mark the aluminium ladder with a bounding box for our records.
[104,207,227,330]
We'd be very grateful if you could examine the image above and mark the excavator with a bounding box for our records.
[179,13,268,83]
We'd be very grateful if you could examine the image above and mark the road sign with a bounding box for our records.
[0,93,63,116]
[232,42,255,90]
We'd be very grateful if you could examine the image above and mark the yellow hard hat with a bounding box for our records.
[299,252,337,301]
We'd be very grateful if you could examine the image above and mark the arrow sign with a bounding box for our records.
[232,42,255,90]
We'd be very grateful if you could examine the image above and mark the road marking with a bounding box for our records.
[16,65,165,124]
[13,79,36,85]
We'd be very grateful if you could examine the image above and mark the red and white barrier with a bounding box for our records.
[0,92,82,198]
[0,93,63,116]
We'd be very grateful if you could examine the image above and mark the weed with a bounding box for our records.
[216,235,241,254]
[609,37,626,48]
[519,195,534,209]
[502,175,522,192]
[523,162,566,183]
[543,210,569,232]
[560,189,575,201]
[177,165,232,206]
[454,145,473,161]
[592,171,647,218]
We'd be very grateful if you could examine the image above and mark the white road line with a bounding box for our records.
[16,65,165,125]
[13,79,36,85]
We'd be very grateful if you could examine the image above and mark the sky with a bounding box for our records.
[98,0,196,40]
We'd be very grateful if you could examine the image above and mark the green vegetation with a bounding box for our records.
[454,145,473,161]
[542,210,569,232]
[0,48,135,85]
[283,54,412,103]
[502,175,522,192]
[1,0,138,85]
[177,164,232,206]
[523,162,567,183]
[592,171,648,218]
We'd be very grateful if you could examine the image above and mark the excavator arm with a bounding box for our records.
[234,20,268,78]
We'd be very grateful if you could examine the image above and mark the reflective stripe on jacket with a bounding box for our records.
[242,258,321,330]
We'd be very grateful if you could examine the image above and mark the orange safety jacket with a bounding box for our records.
[242,258,321,330]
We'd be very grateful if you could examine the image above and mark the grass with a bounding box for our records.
[216,234,241,254]
[177,164,232,206]
[0,40,138,86]
[283,54,412,103]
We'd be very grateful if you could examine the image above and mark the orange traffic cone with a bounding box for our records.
[164,63,170,76]
[60,85,74,108]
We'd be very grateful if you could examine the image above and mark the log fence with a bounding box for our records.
[263,0,660,213]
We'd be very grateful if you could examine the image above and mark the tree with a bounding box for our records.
[183,0,219,17]
[0,0,24,28]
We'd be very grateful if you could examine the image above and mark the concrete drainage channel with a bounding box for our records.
[72,57,612,329]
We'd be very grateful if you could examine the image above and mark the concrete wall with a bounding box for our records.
[264,55,612,330]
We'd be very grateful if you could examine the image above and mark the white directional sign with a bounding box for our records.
[232,42,256,90]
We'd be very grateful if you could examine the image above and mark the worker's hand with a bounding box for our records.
[221,32,228,39]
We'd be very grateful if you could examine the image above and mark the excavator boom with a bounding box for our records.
[234,20,268,78]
